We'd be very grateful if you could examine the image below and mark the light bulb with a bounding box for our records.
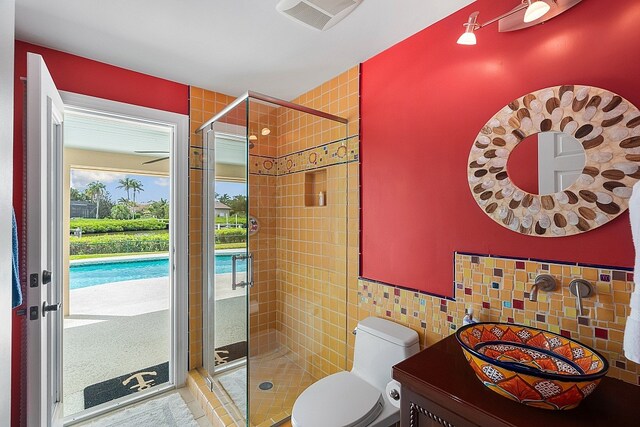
[457,31,477,45]
[249,135,257,141]
[261,127,271,136]
[524,1,550,23]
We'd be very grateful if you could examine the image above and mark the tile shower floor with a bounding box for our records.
[216,347,316,427]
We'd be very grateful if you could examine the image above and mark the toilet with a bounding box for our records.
[291,317,419,427]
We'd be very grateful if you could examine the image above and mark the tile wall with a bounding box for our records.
[273,65,360,378]
[358,252,640,386]
[247,101,279,355]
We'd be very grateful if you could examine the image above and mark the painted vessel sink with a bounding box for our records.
[455,322,608,410]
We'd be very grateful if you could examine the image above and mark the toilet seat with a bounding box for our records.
[291,371,384,427]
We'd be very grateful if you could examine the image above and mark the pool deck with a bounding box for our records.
[64,268,246,416]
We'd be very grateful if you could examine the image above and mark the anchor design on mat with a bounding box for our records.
[122,371,158,391]
[215,349,230,365]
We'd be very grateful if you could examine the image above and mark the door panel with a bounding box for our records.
[26,52,65,427]
[538,131,586,194]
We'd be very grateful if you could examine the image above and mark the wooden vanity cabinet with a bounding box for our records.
[393,335,640,427]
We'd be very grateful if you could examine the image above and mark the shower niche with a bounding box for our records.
[198,92,350,426]
[304,169,327,207]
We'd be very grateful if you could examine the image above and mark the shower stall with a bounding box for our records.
[198,91,351,426]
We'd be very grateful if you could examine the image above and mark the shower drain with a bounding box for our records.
[258,381,274,391]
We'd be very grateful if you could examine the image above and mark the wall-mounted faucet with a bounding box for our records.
[530,274,557,302]
[569,279,595,316]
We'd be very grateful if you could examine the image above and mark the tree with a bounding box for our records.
[216,193,232,205]
[98,191,114,219]
[147,198,169,219]
[85,181,106,219]
[111,203,131,220]
[228,195,247,215]
[130,179,144,204]
[70,187,88,201]
[117,178,135,202]
[116,198,134,219]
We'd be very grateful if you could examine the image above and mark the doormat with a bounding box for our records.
[214,341,247,366]
[83,362,169,409]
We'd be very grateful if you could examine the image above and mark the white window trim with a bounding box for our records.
[59,91,189,424]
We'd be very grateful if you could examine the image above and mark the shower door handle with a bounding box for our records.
[232,253,254,290]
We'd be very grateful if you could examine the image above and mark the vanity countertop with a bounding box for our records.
[393,334,640,427]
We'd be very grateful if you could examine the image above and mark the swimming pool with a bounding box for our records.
[70,254,245,289]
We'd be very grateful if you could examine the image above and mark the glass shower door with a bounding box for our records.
[203,105,250,420]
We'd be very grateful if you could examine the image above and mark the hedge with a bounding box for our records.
[70,218,168,234]
[70,233,170,255]
[69,228,247,254]
[215,228,247,243]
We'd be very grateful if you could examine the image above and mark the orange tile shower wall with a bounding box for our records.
[189,87,236,369]
[248,101,280,356]
[358,253,639,386]
[272,66,360,378]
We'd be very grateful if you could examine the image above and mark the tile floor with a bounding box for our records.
[215,347,316,427]
[76,388,211,426]
[179,387,214,426]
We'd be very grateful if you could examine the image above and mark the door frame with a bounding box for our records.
[47,91,188,424]
[0,0,14,425]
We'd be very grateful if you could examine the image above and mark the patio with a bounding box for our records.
[63,272,245,416]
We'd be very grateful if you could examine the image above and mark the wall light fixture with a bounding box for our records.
[456,0,583,45]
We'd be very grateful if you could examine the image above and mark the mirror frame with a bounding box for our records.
[468,85,640,237]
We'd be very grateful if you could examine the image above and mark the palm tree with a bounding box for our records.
[130,179,144,205]
[116,177,135,202]
[85,181,106,219]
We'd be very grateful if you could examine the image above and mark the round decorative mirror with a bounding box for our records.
[468,85,640,237]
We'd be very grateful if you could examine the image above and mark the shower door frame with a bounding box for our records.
[199,91,348,424]
[202,121,251,379]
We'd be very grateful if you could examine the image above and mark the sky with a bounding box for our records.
[71,169,169,203]
[215,181,246,198]
[71,169,247,203]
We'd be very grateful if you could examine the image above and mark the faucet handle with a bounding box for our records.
[569,279,594,316]
[534,274,557,292]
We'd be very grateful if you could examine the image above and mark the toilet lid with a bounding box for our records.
[291,371,384,427]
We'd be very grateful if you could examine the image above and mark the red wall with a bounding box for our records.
[12,41,189,426]
[361,0,640,297]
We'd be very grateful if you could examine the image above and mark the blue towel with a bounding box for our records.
[12,209,22,308]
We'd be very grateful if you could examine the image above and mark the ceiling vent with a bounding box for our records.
[276,0,362,31]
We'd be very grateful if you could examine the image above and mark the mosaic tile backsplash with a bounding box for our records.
[358,252,639,386]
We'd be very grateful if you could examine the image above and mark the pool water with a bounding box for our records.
[70,254,245,289]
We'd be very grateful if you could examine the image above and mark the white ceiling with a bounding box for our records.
[15,0,473,100]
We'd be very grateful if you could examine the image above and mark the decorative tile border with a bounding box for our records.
[190,135,359,174]
[276,135,359,176]
[358,252,639,387]
[249,154,277,176]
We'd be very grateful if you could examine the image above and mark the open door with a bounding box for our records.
[26,52,65,427]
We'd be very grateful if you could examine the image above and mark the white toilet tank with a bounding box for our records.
[351,317,420,392]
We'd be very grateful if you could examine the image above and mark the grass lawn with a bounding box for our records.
[69,243,247,260]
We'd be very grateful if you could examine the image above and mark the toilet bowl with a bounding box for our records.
[291,317,419,427]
